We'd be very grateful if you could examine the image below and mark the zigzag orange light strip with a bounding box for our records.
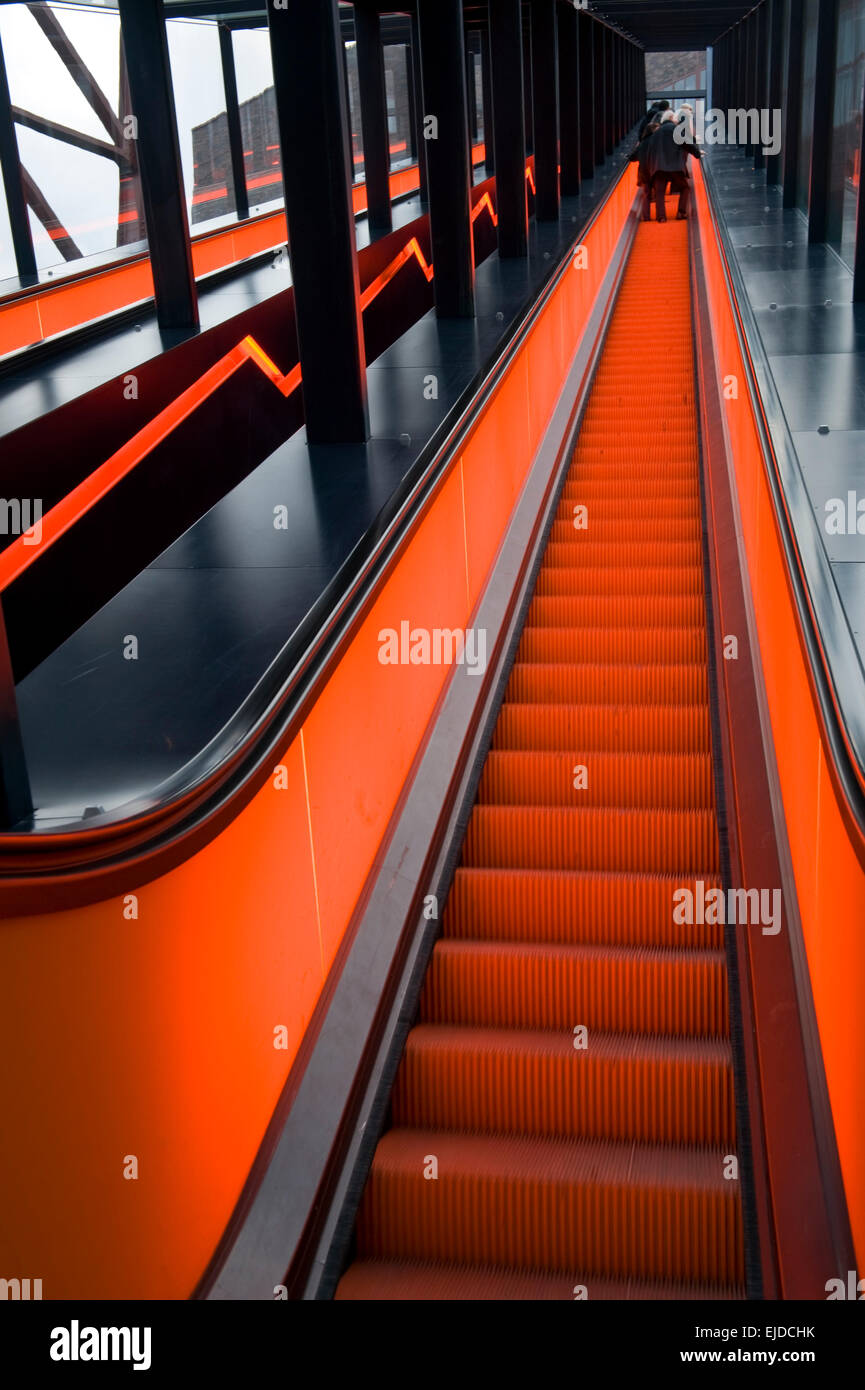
[0,226,455,592]
[471,192,498,227]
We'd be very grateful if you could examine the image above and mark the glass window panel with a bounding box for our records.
[231,26,281,216]
[345,40,362,184]
[829,0,865,266]
[384,43,411,169]
[0,1,146,276]
[165,16,231,230]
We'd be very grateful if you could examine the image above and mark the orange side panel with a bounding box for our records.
[693,163,865,1265]
[303,463,469,971]
[0,736,320,1299]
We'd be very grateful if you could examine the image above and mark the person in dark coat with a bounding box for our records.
[646,111,702,222]
[637,100,669,140]
[635,119,660,220]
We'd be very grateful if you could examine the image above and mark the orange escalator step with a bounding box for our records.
[419,940,729,1036]
[391,1025,736,1146]
[443,867,725,949]
[335,1258,744,1301]
[477,748,715,809]
[354,1129,743,1285]
[503,662,708,707]
[492,704,712,756]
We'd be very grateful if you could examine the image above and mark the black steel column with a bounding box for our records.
[753,1,770,171]
[218,25,249,221]
[490,0,528,257]
[267,0,368,441]
[0,33,36,283]
[523,20,534,155]
[853,63,865,299]
[409,13,429,206]
[594,22,606,166]
[744,13,756,160]
[117,0,197,331]
[480,25,495,174]
[609,25,617,154]
[735,21,746,122]
[355,2,392,233]
[626,41,633,129]
[531,0,559,220]
[417,0,475,317]
[716,34,726,110]
[558,1,580,197]
[808,0,840,242]
[615,34,623,143]
[766,0,786,184]
[782,0,804,206]
[579,11,595,181]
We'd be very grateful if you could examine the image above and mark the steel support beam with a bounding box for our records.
[594,21,606,166]
[489,0,527,257]
[766,0,786,184]
[782,0,804,207]
[0,32,36,283]
[853,61,865,300]
[753,1,770,171]
[410,13,429,206]
[267,0,368,441]
[531,0,559,221]
[808,0,840,242]
[355,2,392,233]
[578,10,595,181]
[480,25,494,174]
[558,0,580,197]
[417,0,475,317]
[117,0,197,331]
[218,24,249,220]
[605,25,615,155]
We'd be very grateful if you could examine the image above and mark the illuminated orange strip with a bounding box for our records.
[0,226,452,589]
[525,166,536,195]
[471,192,498,227]
[0,344,253,592]
[359,236,433,310]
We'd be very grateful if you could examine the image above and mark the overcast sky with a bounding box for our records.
[0,2,274,280]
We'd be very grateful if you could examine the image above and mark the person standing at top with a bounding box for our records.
[646,109,702,223]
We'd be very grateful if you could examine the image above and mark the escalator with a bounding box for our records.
[1,168,858,1304]
[336,210,745,1299]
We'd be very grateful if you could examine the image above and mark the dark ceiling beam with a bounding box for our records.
[587,0,758,47]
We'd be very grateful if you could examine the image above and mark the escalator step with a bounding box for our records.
[335,212,745,1299]
[354,1129,743,1285]
[503,663,708,706]
[336,1259,744,1301]
[444,867,724,949]
[391,1025,736,1146]
[477,749,714,808]
[419,940,729,1036]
